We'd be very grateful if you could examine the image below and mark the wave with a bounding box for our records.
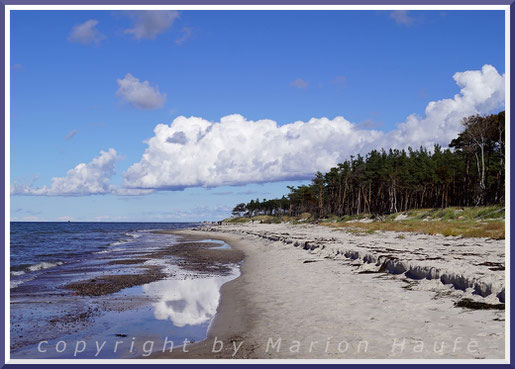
[28,261,63,272]
[109,240,129,246]
[124,232,141,239]
[11,278,33,288]
[104,232,141,247]
[11,261,63,276]
[10,261,63,288]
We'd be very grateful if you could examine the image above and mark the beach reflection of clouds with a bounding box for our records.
[142,272,237,327]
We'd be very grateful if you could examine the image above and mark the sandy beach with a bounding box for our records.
[153,223,505,359]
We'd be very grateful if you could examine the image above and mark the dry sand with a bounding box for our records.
[152,223,505,360]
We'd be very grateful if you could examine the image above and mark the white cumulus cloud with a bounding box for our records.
[123,115,383,190]
[10,148,154,196]
[12,149,119,196]
[11,65,505,196]
[68,19,105,45]
[116,73,166,110]
[124,11,179,40]
[384,64,505,149]
[123,64,505,191]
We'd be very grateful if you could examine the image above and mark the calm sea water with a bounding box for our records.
[10,222,197,288]
[10,221,241,359]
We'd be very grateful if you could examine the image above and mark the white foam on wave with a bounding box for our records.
[109,239,130,246]
[125,232,141,239]
[11,279,26,288]
[27,261,63,272]
[10,274,37,288]
[96,232,143,253]
[10,262,63,288]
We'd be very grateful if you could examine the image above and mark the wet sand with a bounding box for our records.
[152,225,505,359]
[64,265,166,296]
[63,240,244,297]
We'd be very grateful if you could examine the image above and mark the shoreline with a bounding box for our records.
[152,224,505,359]
[10,229,244,358]
[149,231,255,359]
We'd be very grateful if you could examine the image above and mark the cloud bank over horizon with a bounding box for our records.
[12,64,505,196]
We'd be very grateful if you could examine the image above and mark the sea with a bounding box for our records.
[9,221,239,359]
[10,222,196,289]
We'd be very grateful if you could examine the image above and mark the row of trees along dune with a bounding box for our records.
[232,111,505,219]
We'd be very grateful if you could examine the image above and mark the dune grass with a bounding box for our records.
[224,206,504,239]
[224,213,312,224]
[403,206,505,221]
[224,217,252,223]
[320,206,505,239]
[224,215,282,224]
[323,219,504,239]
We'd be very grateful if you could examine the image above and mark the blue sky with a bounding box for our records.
[10,10,506,221]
